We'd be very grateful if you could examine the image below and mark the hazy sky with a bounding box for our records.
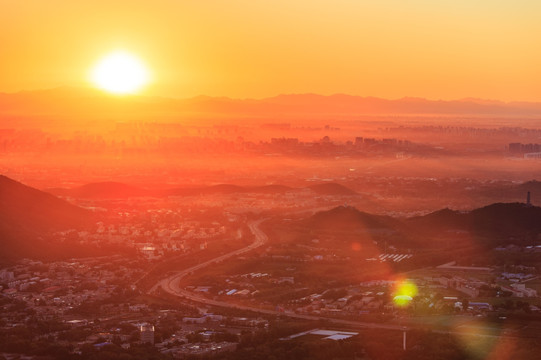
[1,0,540,100]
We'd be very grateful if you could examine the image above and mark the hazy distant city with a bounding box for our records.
[2,91,541,360]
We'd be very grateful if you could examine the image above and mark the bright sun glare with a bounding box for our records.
[90,51,150,94]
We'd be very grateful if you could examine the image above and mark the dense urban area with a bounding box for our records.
[3,95,541,359]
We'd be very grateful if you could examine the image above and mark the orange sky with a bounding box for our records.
[1,0,540,101]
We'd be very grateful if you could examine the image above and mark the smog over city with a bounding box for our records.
[2,2,541,359]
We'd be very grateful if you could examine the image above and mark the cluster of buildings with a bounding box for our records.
[0,256,277,359]
[261,136,416,157]
[508,142,541,158]
[0,257,140,318]
[187,271,299,301]
[166,341,237,358]
[184,262,540,322]
[54,205,235,261]
[0,126,422,159]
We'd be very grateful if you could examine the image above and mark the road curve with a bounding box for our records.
[151,218,408,331]
[149,219,268,294]
[151,218,524,338]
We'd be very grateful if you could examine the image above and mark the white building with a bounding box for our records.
[140,324,155,345]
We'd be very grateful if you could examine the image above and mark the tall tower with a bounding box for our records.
[527,191,532,206]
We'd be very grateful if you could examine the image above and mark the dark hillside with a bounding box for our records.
[0,175,93,259]
[48,181,152,198]
[308,183,357,195]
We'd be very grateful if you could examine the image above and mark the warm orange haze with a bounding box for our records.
[2,0,541,100]
[2,1,541,360]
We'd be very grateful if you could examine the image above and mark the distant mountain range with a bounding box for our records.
[46,179,541,205]
[2,87,541,124]
[48,182,153,199]
[46,181,357,199]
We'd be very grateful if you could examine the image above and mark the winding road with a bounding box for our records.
[149,219,268,294]
[150,218,409,331]
[150,217,526,337]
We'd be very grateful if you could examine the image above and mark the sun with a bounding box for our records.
[90,51,150,94]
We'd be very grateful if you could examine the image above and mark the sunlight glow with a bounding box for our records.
[393,280,418,307]
[90,51,150,94]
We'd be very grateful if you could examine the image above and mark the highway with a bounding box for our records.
[150,218,408,331]
[149,219,268,294]
[149,217,532,339]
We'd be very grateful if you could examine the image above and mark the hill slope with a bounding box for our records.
[0,175,93,259]
[407,202,541,237]
[48,181,153,199]
[305,202,541,250]
[306,205,398,231]
[308,183,357,196]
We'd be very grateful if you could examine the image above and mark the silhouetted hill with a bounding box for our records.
[517,181,541,204]
[406,208,465,232]
[471,180,541,207]
[249,185,293,194]
[49,182,294,198]
[305,206,400,232]
[165,184,245,196]
[468,202,541,235]
[203,184,246,194]
[51,181,354,198]
[46,181,362,199]
[518,180,541,192]
[407,202,541,238]
[297,206,417,252]
[166,184,293,196]
[308,183,357,195]
[48,182,153,199]
[0,175,93,259]
[306,202,541,249]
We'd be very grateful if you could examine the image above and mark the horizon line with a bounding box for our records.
[1,85,540,105]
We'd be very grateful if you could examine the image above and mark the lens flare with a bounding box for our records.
[393,279,418,307]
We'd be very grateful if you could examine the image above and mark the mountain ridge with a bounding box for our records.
[307,202,541,242]
[2,87,541,119]
[46,181,355,198]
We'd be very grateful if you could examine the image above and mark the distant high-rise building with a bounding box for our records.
[509,143,523,153]
[140,324,155,345]
[509,142,541,155]
[364,138,377,146]
[527,191,532,206]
